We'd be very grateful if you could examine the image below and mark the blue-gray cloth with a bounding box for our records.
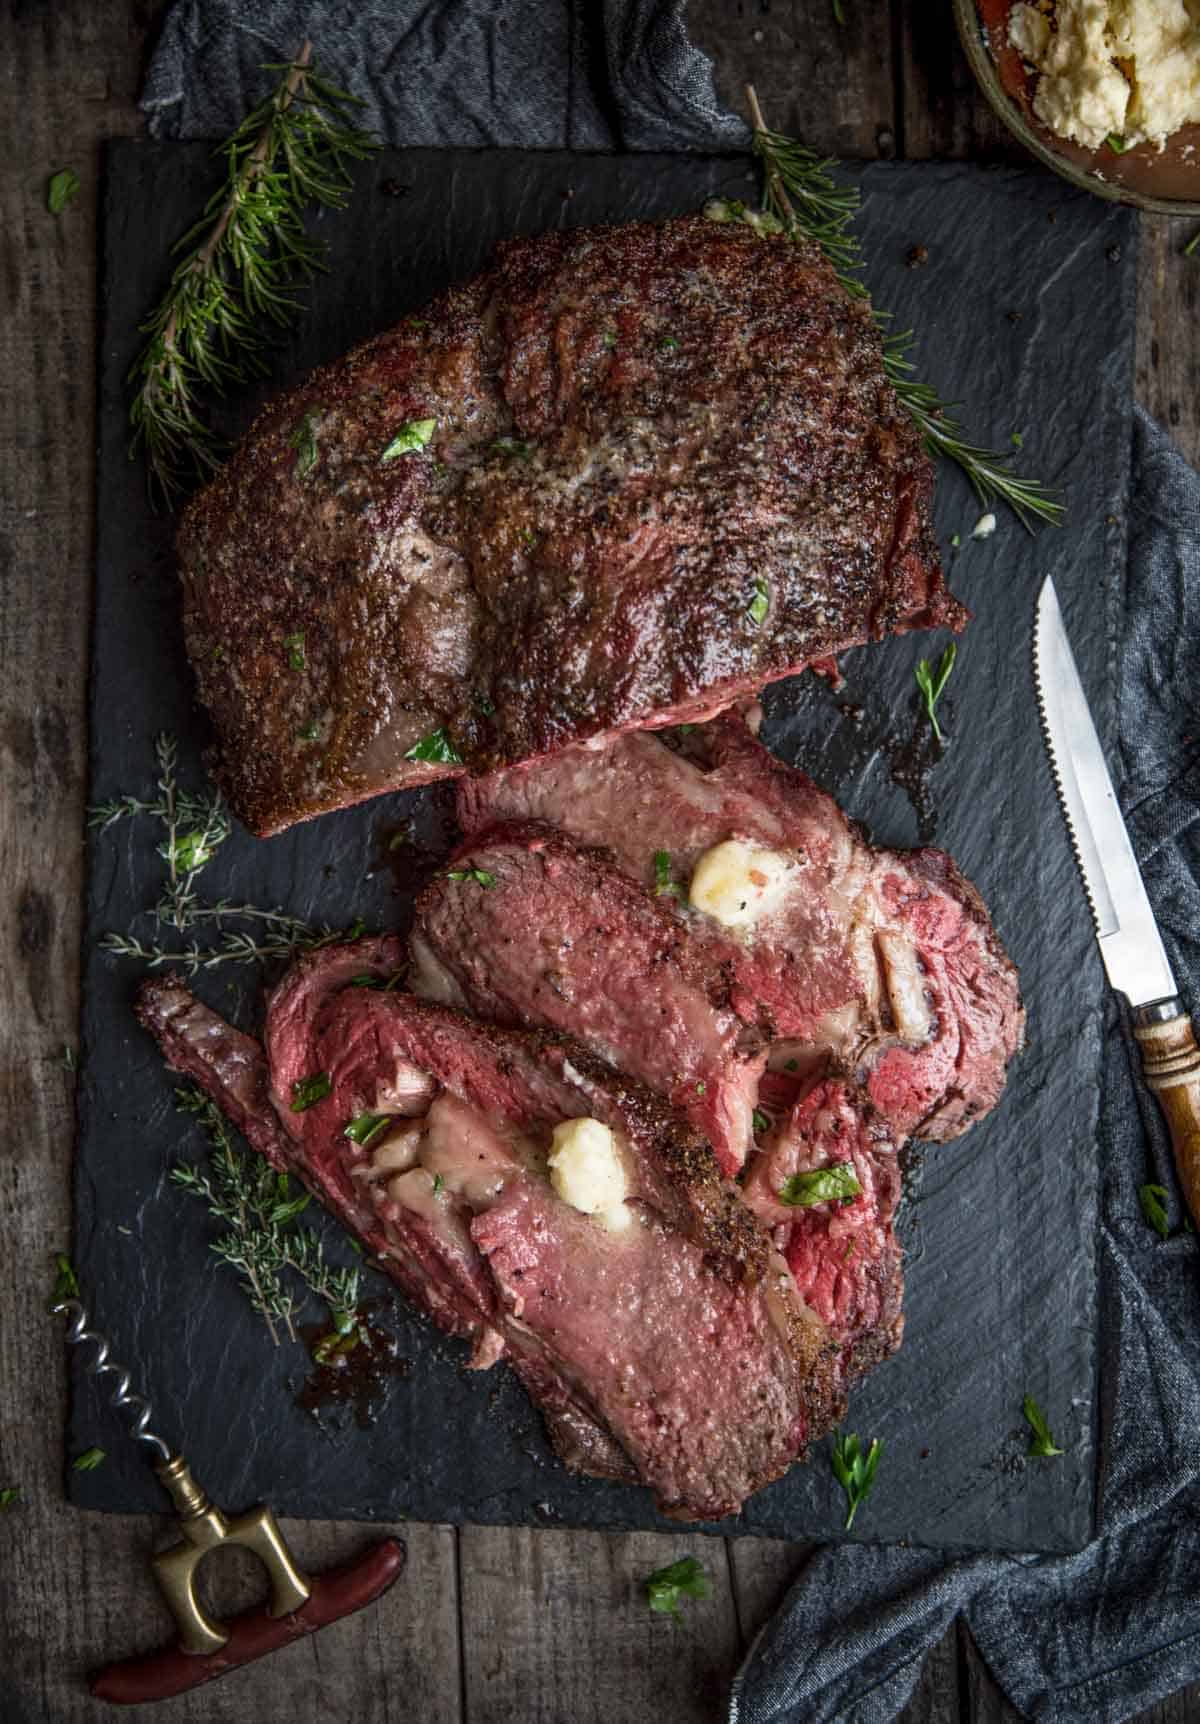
[142,8,1200,1719]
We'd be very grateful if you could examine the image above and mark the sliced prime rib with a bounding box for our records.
[137,951,845,1521]
[177,210,963,837]
[410,830,906,1383]
[456,713,1025,1143]
[410,823,767,1176]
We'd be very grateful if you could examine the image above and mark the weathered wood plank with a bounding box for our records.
[898,1625,962,1724]
[726,1539,808,1645]
[689,0,896,159]
[1135,217,1200,469]
[458,1527,739,1723]
[896,1,1022,162]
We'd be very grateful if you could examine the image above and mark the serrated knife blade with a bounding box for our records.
[1034,574,1200,1227]
[1033,575,1175,1008]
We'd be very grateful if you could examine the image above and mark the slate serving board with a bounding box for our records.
[71,140,1136,1554]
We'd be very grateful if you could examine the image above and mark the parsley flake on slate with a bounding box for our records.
[344,1112,392,1147]
[915,642,956,745]
[289,409,322,475]
[1022,1394,1064,1458]
[1139,1182,1171,1240]
[653,850,685,900]
[47,167,80,214]
[72,1447,106,1473]
[291,1071,332,1112]
[644,1555,710,1621]
[748,576,770,627]
[381,418,436,460]
[831,1431,881,1529]
[445,867,496,889]
[779,1162,861,1207]
[283,632,306,671]
[0,1488,18,1511]
[405,727,463,765]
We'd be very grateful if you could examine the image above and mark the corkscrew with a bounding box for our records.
[55,1295,405,1705]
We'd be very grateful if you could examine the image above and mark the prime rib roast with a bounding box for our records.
[131,209,1022,1520]
[135,709,1022,1519]
[176,210,965,838]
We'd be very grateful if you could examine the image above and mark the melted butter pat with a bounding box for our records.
[689,839,795,930]
[548,1117,632,1232]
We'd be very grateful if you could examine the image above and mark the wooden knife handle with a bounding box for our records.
[1133,1000,1200,1229]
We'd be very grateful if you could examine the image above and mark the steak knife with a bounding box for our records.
[1034,575,1200,1227]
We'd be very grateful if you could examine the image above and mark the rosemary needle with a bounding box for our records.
[128,41,377,501]
[745,87,1062,531]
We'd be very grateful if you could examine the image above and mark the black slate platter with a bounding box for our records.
[71,140,1136,1554]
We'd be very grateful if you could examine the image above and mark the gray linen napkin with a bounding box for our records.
[142,8,1200,1718]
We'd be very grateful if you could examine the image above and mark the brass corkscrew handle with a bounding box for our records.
[1133,999,1200,1231]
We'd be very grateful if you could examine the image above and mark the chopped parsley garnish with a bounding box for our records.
[1139,1182,1171,1240]
[653,850,686,900]
[519,526,538,547]
[174,830,217,870]
[283,632,306,671]
[660,334,679,352]
[779,1162,861,1207]
[0,1488,18,1511]
[72,1447,106,1473]
[432,1173,445,1195]
[644,1556,709,1622]
[695,1080,706,1096]
[914,642,956,745]
[492,438,530,458]
[601,329,617,349]
[405,727,463,765]
[298,719,320,741]
[405,317,430,331]
[1106,133,1129,154]
[785,1058,799,1072]
[348,972,403,990]
[47,168,80,214]
[344,1112,392,1147]
[381,418,437,460]
[445,867,496,888]
[831,1431,881,1529]
[290,1071,332,1112]
[748,576,770,627]
[1022,1394,1064,1458]
[289,410,322,475]
[752,1108,771,1135]
[1010,430,1024,450]
[52,1253,79,1302]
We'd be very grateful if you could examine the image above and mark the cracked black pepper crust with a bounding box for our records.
[178,212,961,837]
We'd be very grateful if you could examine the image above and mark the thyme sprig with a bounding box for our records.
[128,41,378,499]
[91,733,360,969]
[172,1087,359,1345]
[744,88,1063,531]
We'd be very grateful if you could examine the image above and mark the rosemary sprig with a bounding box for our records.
[128,41,378,500]
[172,1087,359,1345]
[744,88,1063,531]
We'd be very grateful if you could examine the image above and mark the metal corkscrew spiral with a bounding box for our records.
[53,1296,172,1462]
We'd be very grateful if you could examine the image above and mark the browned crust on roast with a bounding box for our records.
[177,213,961,836]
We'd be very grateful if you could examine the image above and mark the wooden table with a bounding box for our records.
[2,3,1197,1719]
